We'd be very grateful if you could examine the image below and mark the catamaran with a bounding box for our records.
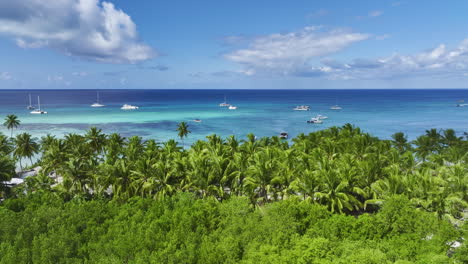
[30,96,47,114]
[91,91,105,107]
[219,95,231,107]
[26,94,35,110]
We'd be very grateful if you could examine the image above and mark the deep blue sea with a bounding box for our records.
[0,89,467,145]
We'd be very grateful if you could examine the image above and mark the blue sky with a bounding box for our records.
[1,0,468,89]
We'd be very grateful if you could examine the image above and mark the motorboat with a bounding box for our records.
[91,92,105,107]
[194,119,202,123]
[316,114,328,120]
[228,105,237,110]
[26,94,35,110]
[330,105,342,110]
[456,100,467,107]
[30,96,47,114]
[307,117,323,124]
[279,132,288,139]
[293,105,310,111]
[121,104,139,110]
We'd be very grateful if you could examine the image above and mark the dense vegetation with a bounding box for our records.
[0,115,467,263]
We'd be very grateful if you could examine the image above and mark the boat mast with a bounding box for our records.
[97,91,100,103]
[29,94,32,107]
[37,96,41,110]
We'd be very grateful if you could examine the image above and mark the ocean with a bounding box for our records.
[0,89,467,145]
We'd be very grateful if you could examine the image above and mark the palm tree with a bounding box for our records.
[3,115,20,137]
[13,132,39,170]
[176,122,191,147]
[85,127,107,154]
[391,132,410,153]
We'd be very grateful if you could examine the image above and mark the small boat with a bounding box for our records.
[30,96,47,114]
[293,105,310,111]
[219,95,231,107]
[91,92,105,107]
[330,105,342,110]
[279,132,288,139]
[193,119,202,123]
[307,117,323,124]
[456,100,467,107]
[316,114,328,120]
[121,104,139,110]
[228,105,237,110]
[330,98,342,110]
[26,94,35,110]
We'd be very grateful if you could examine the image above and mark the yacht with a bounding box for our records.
[293,105,310,111]
[316,114,328,120]
[30,96,47,114]
[91,92,105,107]
[279,132,288,139]
[456,100,467,107]
[330,105,342,110]
[228,105,237,110]
[219,95,230,107]
[307,117,323,124]
[26,94,35,110]
[330,98,342,110]
[121,104,139,110]
[194,119,202,123]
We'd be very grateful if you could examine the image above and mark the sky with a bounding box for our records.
[1,0,468,89]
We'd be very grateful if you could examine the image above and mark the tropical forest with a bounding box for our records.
[0,115,467,263]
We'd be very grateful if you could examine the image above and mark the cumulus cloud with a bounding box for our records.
[368,10,383,17]
[224,26,369,77]
[323,39,468,80]
[0,72,12,80]
[223,26,468,81]
[72,71,88,77]
[0,0,155,63]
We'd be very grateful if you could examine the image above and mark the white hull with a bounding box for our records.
[121,104,139,110]
[228,106,237,110]
[91,103,105,107]
[30,110,47,114]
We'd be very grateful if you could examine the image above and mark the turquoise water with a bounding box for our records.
[0,89,467,145]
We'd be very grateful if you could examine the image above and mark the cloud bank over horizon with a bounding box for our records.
[224,26,468,81]
[0,0,155,64]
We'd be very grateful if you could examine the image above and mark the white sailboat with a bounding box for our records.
[330,98,342,110]
[91,91,105,107]
[26,94,35,110]
[219,95,230,107]
[30,96,47,114]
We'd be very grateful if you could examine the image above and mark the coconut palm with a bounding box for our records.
[85,127,107,154]
[391,132,411,153]
[13,132,39,170]
[176,122,191,147]
[3,114,20,137]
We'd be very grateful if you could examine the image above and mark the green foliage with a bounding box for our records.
[0,194,461,263]
[0,121,466,263]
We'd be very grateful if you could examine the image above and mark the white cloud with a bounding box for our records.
[375,34,391,41]
[224,26,369,77]
[324,39,468,80]
[72,71,88,77]
[47,75,64,82]
[0,0,155,64]
[0,72,12,80]
[369,10,383,17]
